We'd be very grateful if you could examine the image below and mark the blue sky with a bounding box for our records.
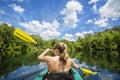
[0,0,120,41]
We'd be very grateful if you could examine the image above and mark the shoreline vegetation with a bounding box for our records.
[0,23,120,76]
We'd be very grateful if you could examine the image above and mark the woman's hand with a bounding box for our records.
[45,48,53,53]
[38,48,53,62]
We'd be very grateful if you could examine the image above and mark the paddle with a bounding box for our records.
[80,68,97,79]
[14,28,46,49]
[14,28,97,78]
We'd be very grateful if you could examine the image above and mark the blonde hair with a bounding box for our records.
[54,42,69,64]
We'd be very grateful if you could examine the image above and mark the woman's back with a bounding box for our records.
[47,56,73,73]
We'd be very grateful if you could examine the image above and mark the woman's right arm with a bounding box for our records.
[38,48,52,62]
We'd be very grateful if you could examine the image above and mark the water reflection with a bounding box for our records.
[0,50,39,77]
[1,59,120,80]
[79,50,120,74]
[1,50,120,80]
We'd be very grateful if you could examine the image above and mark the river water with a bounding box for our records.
[1,59,120,80]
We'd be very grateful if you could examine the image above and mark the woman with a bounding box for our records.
[38,42,79,80]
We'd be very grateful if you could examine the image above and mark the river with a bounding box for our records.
[1,58,120,80]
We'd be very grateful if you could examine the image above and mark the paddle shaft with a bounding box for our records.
[36,44,46,49]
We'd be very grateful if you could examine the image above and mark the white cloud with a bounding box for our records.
[17,0,24,2]
[99,0,120,19]
[10,4,25,13]
[19,20,42,32]
[88,0,98,14]
[52,19,60,29]
[75,32,84,38]
[92,4,98,14]
[0,10,6,14]
[82,30,93,35]
[112,18,118,21]
[0,22,12,26]
[10,0,24,2]
[86,19,93,24]
[42,19,60,31]
[40,30,61,40]
[75,30,93,38]
[60,0,83,28]
[19,19,61,40]
[88,0,98,4]
[62,33,75,41]
[94,18,109,27]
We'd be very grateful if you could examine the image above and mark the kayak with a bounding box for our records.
[35,67,83,80]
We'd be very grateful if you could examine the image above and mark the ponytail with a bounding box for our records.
[54,42,69,64]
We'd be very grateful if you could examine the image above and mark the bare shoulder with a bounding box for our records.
[39,55,53,63]
[46,56,59,62]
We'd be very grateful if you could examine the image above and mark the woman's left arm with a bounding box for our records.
[71,59,79,69]
[38,48,52,62]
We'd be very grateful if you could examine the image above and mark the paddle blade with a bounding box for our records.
[14,28,37,44]
[80,68,97,78]
[80,68,97,74]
